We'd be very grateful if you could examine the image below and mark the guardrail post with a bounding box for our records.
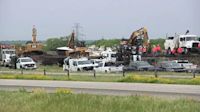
[93,70,96,78]
[44,68,46,75]
[123,69,125,77]
[192,70,196,78]
[67,69,70,79]
[154,69,158,78]
[21,69,23,75]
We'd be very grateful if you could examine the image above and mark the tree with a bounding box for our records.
[91,39,120,47]
[43,36,69,51]
[150,38,165,49]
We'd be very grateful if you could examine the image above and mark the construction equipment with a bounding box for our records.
[0,44,16,67]
[17,26,44,56]
[117,27,149,65]
[57,31,89,58]
[128,27,149,49]
[164,30,200,54]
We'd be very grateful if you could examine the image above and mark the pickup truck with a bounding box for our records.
[172,60,197,72]
[94,62,123,73]
[16,57,37,69]
[63,58,98,72]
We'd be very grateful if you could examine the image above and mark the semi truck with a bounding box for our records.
[0,44,16,67]
[164,34,200,54]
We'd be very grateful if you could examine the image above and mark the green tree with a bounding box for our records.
[43,36,69,51]
[150,38,165,49]
[92,39,120,47]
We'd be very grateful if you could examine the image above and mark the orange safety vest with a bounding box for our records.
[142,47,147,53]
[177,47,183,54]
[171,49,176,54]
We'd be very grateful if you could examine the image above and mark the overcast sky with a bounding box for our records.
[0,0,200,41]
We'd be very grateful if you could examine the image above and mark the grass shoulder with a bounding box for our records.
[0,90,199,112]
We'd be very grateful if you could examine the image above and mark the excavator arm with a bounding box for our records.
[67,31,75,49]
[128,27,149,47]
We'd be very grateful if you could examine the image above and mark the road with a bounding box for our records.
[0,79,200,100]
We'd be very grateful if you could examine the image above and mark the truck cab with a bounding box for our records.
[101,51,117,63]
[178,35,200,49]
[164,34,200,53]
[0,49,16,66]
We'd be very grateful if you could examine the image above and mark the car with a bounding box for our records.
[126,61,155,71]
[172,60,197,72]
[94,61,123,73]
[16,57,37,69]
[157,61,186,72]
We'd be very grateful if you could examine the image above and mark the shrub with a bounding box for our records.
[56,88,72,94]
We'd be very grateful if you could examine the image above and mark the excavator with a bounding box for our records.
[117,27,149,65]
[58,31,89,58]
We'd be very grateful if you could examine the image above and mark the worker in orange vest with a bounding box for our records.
[171,48,176,55]
[156,44,161,55]
[156,44,161,52]
[198,43,200,48]
[152,45,157,56]
[177,47,183,54]
[142,46,147,55]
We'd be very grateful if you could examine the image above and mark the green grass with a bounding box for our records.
[0,74,122,82]
[0,91,199,112]
[119,74,200,85]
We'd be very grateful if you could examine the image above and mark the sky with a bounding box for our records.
[0,0,200,41]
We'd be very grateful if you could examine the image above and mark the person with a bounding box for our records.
[171,48,176,56]
[156,44,161,52]
[152,45,157,56]
[198,43,200,48]
[177,47,183,54]
[142,46,147,55]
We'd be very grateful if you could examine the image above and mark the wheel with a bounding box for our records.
[105,70,107,73]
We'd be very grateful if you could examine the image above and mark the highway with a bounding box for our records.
[0,79,200,100]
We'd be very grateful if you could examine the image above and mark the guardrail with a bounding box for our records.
[0,67,200,79]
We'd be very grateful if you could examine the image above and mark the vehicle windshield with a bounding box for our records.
[5,51,15,54]
[137,61,150,66]
[111,54,116,57]
[186,37,199,41]
[78,60,92,65]
[21,58,33,62]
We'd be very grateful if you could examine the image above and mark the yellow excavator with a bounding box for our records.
[117,27,150,64]
[128,27,149,48]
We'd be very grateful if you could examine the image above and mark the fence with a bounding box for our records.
[0,67,200,79]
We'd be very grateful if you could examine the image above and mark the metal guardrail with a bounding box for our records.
[0,67,200,79]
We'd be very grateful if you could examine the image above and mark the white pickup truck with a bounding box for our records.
[172,60,197,72]
[63,58,98,72]
[94,61,123,73]
[16,57,37,69]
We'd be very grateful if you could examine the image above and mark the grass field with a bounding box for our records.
[119,74,200,85]
[0,91,199,112]
[0,74,123,82]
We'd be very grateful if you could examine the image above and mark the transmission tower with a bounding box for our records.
[73,23,85,40]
